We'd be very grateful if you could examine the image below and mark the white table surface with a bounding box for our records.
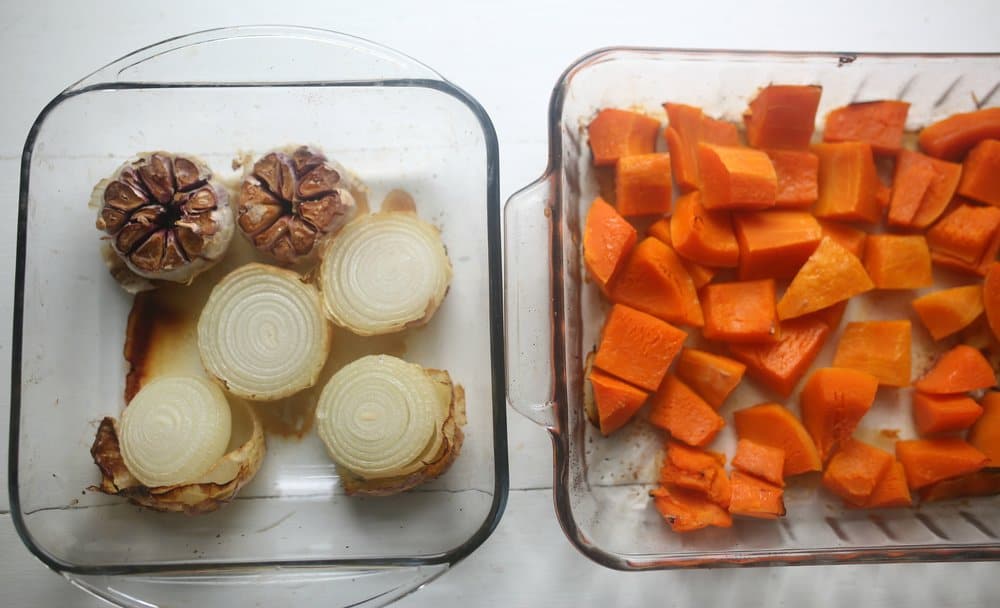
[1,1,998,606]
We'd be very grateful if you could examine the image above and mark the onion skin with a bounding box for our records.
[89,400,265,515]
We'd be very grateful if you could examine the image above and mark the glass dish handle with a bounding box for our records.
[504,176,557,430]
[64,25,442,93]
[67,563,448,608]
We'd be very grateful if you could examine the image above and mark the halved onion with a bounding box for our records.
[197,263,331,400]
[319,212,452,336]
[315,354,460,487]
[118,376,231,487]
[91,396,266,515]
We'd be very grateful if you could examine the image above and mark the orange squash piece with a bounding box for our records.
[918,106,1000,161]
[865,461,913,508]
[588,369,649,436]
[912,285,984,340]
[650,485,733,532]
[920,470,1000,502]
[587,108,661,167]
[777,237,874,320]
[733,403,822,477]
[733,210,822,280]
[812,142,881,223]
[913,344,996,395]
[831,320,912,387]
[728,471,785,519]
[664,103,740,191]
[659,442,731,508]
[583,197,637,293]
[887,150,961,229]
[896,438,988,489]
[664,104,706,190]
[958,139,1000,206]
[593,304,687,391]
[701,279,780,343]
[887,149,937,226]
[800,367,880,462]
[912,159,963,230]
[822,438,894,506]
[729,315,831,398]
[863,234,933,290]
[699,115,740,147]
[670,192,740,268]
[615,153,673,216]
[927,202,1000,276]
[648,374,726,448]
[823,100,910,155]
[698,144,778,211]
[968,391,1000,465]
[744,84,822,150]
[912,392,983,436]
[610,237,705,327]
[818,220,867,259]
[767,149,819,207]
[674,348,746,409]
[647,219,716,288]
[984,263,1000,342]
[731,438,785,486]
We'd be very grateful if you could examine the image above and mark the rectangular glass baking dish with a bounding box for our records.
[9,26,507,607]
[505,47,1000,569]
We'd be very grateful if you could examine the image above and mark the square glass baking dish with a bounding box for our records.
[505,47,1000,569]
[9,26,506,607]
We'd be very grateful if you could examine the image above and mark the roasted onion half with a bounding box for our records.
[319,212,452,336]
[90,376,265,515]
[315,354,465,496]
[197,263,332,401]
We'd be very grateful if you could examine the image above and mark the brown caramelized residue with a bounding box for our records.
[880,428,901,440]
[123,292,187,402]
[250,399,318,439]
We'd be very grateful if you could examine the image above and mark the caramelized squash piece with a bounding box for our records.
[728,471,785,519]
[674,349,746,409]
[777,237,874,320]
[593,304,687,392]
[800,367,879,461]
[832,320,912,388]
[734,403,822,477]
[588,108,660,166]
[896,438,988,489]
[649,374,726,448]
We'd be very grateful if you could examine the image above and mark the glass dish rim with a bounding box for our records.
[542,45,1000,570]
[7,26,509,577]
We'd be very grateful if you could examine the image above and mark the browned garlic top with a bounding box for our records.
[238,146,356,264]
[96,152,233,282]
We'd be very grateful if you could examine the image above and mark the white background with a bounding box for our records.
[1,1,998,606]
